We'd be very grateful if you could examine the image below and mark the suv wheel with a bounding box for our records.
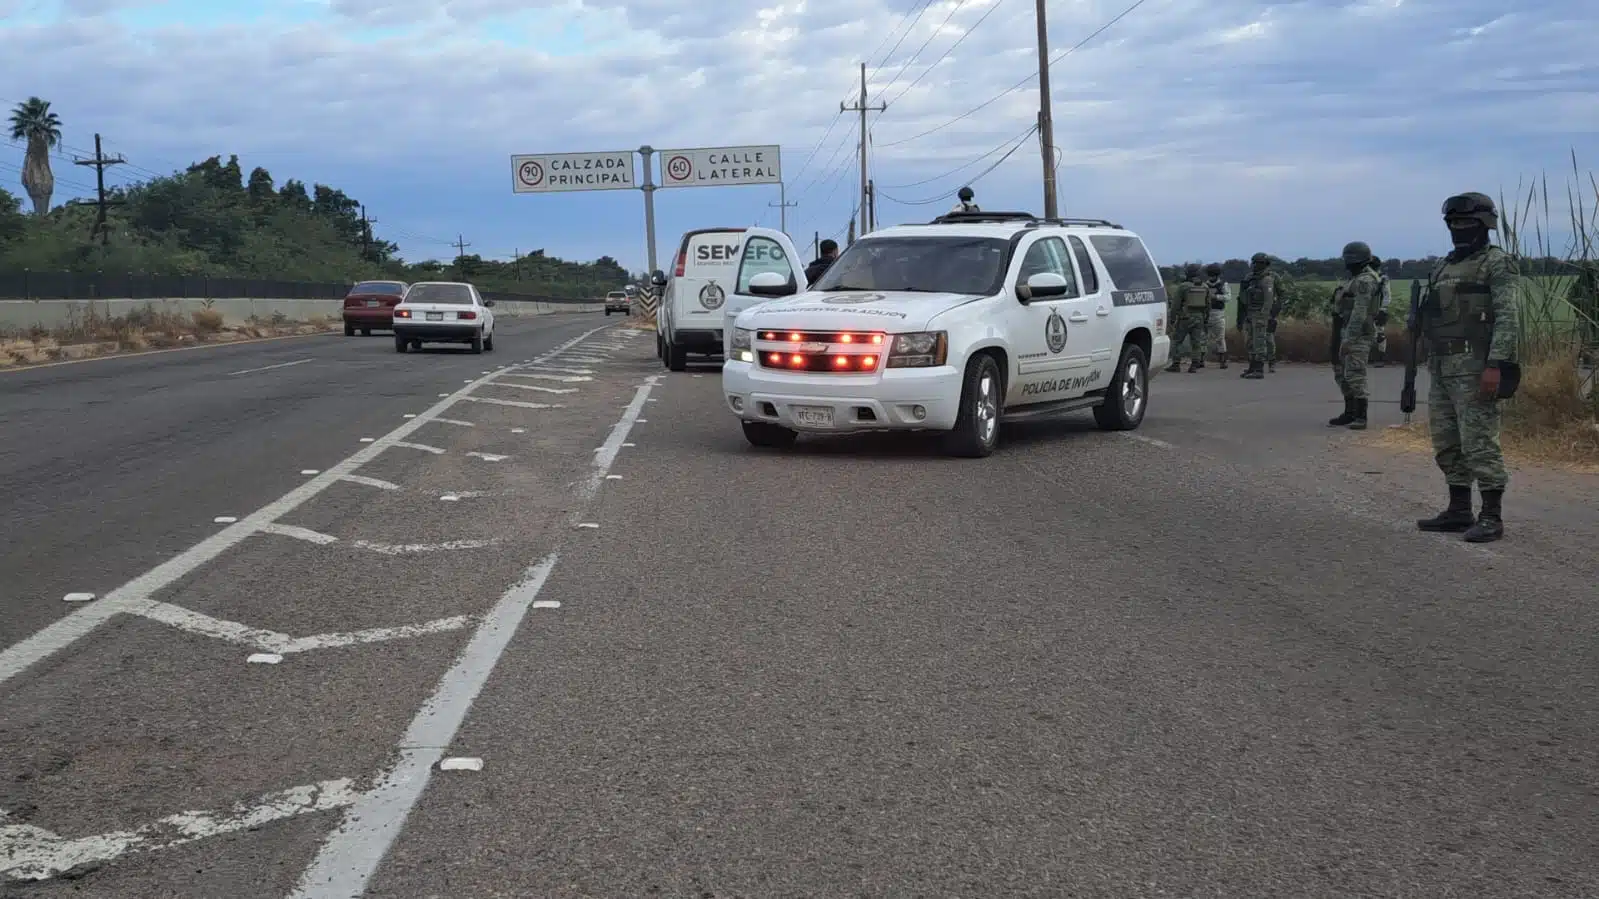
[1093,342,1149,431]
[742,421,797,449]
[942,353,1002,458]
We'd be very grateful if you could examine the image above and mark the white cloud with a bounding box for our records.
[1,0,1596,269]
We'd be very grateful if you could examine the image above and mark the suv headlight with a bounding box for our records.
[886,331,948,367]
[729,328,754,363]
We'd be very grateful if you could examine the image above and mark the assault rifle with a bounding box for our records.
[1400,279,1422,424]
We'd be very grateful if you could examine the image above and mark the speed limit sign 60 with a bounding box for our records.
[665,155,692,182]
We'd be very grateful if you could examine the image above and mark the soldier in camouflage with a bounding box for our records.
[1415,192,1522,543]
[1328,241,1384,429]
[1203,262,1229,369]
[1166,263,1213,373]
[1236,253,1280,379]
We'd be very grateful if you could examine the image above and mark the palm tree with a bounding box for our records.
[8,97,62,216]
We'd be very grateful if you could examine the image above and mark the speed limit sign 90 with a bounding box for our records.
[517,160,544,187]
[665,155,692,182]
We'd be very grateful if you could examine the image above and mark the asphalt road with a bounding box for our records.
[2,338,1595,898]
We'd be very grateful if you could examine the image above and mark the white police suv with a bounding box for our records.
[720,211,1171,457]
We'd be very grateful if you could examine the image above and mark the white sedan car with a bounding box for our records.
[393,281,496,354]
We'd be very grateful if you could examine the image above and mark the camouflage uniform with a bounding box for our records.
[1166,263,1213,373]
[1415,192,1521,543]
[1236,253,1280,379]
[1328,241,1384,429]
[1203,263,1229,369]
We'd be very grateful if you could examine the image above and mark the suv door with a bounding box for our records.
[1006,234,1103,406]
[722,226,807,356]
[1066,234,1116,383]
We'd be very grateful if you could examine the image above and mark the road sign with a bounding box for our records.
[658,145,781,189]
[511,152,636,193]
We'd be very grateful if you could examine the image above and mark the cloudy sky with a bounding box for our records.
[3,0,1596,272]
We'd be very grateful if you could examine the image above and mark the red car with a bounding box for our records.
[342,280,409,335]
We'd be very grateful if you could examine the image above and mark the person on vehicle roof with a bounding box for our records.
[950,186,979,213]
[804,239,838,285]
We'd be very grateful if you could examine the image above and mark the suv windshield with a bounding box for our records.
[811,236,1010,295]
[405,283,474,304]
[349,281,405,295]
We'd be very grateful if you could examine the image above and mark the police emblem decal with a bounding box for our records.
[1045,311,1067,353]
[699,281,725,310]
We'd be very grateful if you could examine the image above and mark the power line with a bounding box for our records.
[877,124,1037,206]
[875,0,1151,149]
[871,0,974,117]
[877,123,1036,189]
[866,0,941,99]
[879,0,1010,114]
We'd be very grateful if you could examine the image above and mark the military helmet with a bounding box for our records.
[957,186,974,202]
[1250,252,1270,266]
[1442,192,1497,230]
[1341,241,1373,265]
[1184,263,1201,277]
[1204,262,1222,276]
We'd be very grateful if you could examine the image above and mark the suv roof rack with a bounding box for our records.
[923,210,1123,229]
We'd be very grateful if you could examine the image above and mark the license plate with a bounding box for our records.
[365,299,379,307]
[793,405,834,427]
[426,312,443,321]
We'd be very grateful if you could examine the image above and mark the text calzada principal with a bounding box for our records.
[511,152,636,193]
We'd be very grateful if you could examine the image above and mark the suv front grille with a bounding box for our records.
[754,329,885,373]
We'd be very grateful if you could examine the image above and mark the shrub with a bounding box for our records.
[191,308,224,333]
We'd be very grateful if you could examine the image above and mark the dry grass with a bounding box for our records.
[0,303,339,369]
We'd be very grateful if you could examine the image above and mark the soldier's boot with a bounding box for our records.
[1165,360,1182,373]
[1347,398,1368,430]
[1187,360,1201,373]
[1327,397,1355,427]
[1463,490,1505,543]
[1416,485,1475,532]
[1217,355,1228,370]
[1267,360,1277,373]
[1242,361,1264,380]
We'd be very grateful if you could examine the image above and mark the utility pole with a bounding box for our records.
[514,247,521,280]
[866,179,876,232]
[453,234,470,259]
[813,231,820,258]
[767,182,798,233]
[1035,0,1059,218]
[841,63,885,235]
[359,204,377,259]
[70,133,125,246]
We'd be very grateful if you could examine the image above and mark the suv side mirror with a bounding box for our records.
[483,299,496,307]
[747,271,796,297]
[1016,271,1069,302]
[650,270,668,287]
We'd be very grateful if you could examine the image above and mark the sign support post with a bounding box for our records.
[638,145,659,275]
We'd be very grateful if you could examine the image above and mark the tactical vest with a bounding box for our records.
[1180,281,1211,310]
[1333,269,1382,324]
[1241,271,1273,312]
[1422,248,1499,356]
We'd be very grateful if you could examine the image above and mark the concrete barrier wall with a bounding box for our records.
[0,297,604,331]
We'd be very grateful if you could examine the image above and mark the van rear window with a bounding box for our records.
[683,232,744,272]
[1087,235,1163,291]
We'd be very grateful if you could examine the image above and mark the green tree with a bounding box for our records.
[7,97,62,216]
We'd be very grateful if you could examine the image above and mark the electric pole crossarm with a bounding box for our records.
[768,181,798,232]
[840,62,887,236]
[71,133,126,246]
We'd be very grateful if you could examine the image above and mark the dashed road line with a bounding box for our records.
[460,396,555,410]
[1,780,359,882]
[0,324,611,687]
[340,474,400,491]
[350,539,497,555]
[393,441,445,454]
[228,358,312,376]
[291,373,657,899]
[486,381,577,394]
[1119,433,1174,449]
[134,602,474,654]
[258,523,339,545]
[433,418,475,427]
[498,372,591,382]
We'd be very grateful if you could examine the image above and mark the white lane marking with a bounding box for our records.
[437,393,448,397]
[1119,433,1173,449]
[0,325,612,687]
[288,556,559,899]
[62,593,95,603]
[213,516,237,524]
[403,414,417,419]
[622,442,635,447]
[434,418,474,427]
[340,474,400,491]
[136,601,474,654]
[350,539,496,555]
[258,523,339,545]
[438,758,482,772]
[228,358,311,376]
[532,600,560,609]
[575,522,599,529]
[636,419,648,423]
[497,372,590,382]
[487,381,576,394]
[292,367,648,898]
[466,452,508,462]
[510,428,526,434]
[606,474,622,480]
[394,441,445,454]
[359,438,375,443]
[461,396,553,410]
[518,365,592,375]
[1,779,357,882]
[300,469,319,475]
[247,653,282,664]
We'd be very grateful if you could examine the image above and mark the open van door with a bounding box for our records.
[722,227,808,357]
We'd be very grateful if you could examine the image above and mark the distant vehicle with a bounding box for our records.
[392,281,496,354]
[341,280,408,335]
[722,210,1169,457]
[605,290,632,315]
[655,226,747,371]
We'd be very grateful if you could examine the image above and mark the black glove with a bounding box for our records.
[1267,318,1278,333]
[1374,309,1389,327]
